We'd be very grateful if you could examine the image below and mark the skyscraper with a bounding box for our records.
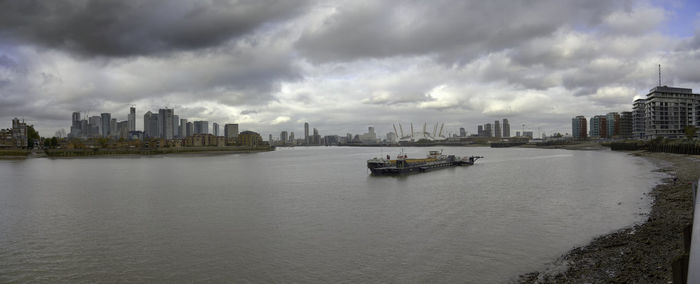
[459,127,466,137]
[280,131,288,144]
[110,118,117,138]
[158,108,174,139]
[89,116,101,137]
[224,124,239,139]
[144,111,160,138]
[179,119,188,138]
[172,115,179,138]
[186,122,193,137]
[477,125,483,136]
[494,120,501,138]
[101,113,111,137]
[590,115,608,138]
[194,121,209,134]
[289,132,294,143]
[484,123,492,137]
[502,119,510,138]
[128,106,136,132]
[304,122,309,145]
[212,122,219,136]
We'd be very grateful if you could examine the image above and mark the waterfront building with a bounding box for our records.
[128,107,136,132]
[606,112,620,138]
[186,122,194,137]
[70,112,81,137]
[224,123,238,141]
[484,123,492,137]
[212,123,219,136]
[304,122,309,145]
[477,125,484,136]
[238,130,263,146]
[633,99,646,139]
[589,115,608,138]
[359,126,378,143]
[325,135,340,145]
[193,121,209,134]
[494,120,501,138]
[571,115,587,139]
[620,112,633,138]
[516,131,520,137]
[289,132,294,144]
[269,134,273,143]
[523,131,533,138]
[280,131,288,145]
[158,108,174,139]
[179,119,187,138]
[101,113,111,138]
[643,86,700,139]
[502,119,510,138]
[459,127,466,137]
[11,118,27,148]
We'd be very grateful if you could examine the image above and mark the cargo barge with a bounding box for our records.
[367,150,482,176]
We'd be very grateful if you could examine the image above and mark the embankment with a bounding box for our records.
[44,146,273,157]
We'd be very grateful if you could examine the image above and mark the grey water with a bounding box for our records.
[0,147,663,283]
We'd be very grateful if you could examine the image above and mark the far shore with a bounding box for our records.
[0,146,273,159]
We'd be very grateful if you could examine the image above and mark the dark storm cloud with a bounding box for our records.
[296,0,617,64]
[0,0,310,57]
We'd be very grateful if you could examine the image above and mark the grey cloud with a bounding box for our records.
[240,110,258,115]
[297,0,617,64]
[0,0,310,57]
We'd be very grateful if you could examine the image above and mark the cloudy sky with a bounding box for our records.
[1,0,699,138]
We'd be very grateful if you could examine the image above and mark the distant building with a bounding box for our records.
[571,115,587,139]
[128,107,136,132]
[238,130,263,146]
[10,118,27,148]
[312,128,321,145]
[484,123,492,137]
[633,99,646,139]
[589,115,608,138]
[386,132,397,144]
[494,120,501,138]
[110,118,117,138]
[304,122,310,145]
[477,125,484,136]
[280,131,288,145]
[522,131,533,138]
[179,119,188,138]
[502,119,510,138]
[224,124,238,140]
[459,127,466,137]
[101,113,111,138]
[620,111,633,138]
[643,86,700,139]
[158,108,174,139]
[606,112,620,138]
[359,126,377,143]
[193,121,209,134]
[289,132,295,144]
[212,123,219,136]
[89,116,101,137]
[325,135,340,145]
[186,122,193,137]
[172,115,179,138]
[117,120,129,139]
[144,111,159,138]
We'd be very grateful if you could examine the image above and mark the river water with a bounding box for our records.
[0,146,663,283]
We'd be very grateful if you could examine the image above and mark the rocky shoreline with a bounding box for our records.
[518,151,699,283]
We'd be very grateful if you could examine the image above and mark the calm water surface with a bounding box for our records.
[0,147,662,283]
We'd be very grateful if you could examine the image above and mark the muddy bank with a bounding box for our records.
[518,151,699,283]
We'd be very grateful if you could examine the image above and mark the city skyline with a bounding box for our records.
[1,1,699,138]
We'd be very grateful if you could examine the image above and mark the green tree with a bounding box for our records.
[26,125,40,148]
[43,139,50,148]
[50,137,58,148]
[685,126,697,140]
